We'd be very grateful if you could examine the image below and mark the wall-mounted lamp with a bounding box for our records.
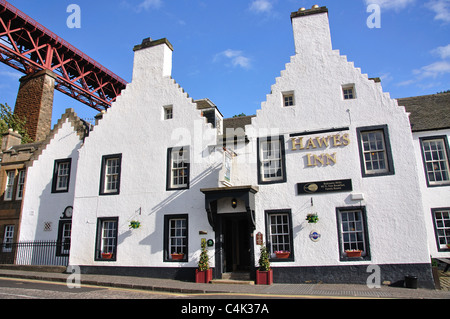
[231,198,238,209]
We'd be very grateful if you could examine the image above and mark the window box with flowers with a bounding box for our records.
[345,249,362,258]
[275,251,290,259]
[171,253,185,260]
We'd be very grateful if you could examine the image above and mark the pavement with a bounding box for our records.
[0,266,450,299]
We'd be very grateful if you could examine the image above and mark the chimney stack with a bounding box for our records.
[290,5,332,56]
[132,37,174,82]
[2,128,22,151]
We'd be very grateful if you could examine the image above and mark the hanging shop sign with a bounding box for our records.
[256,232,263,246]
[297,179,353,195]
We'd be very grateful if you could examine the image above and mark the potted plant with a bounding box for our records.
[447,244,450,249]
[171,252,184,260]
[101,252,113,259]
[306,213,319,223]
[195,240,212,283]
[275,250,290,259]
[129,220,141,229]
[345,249,362,258]
[256,245,273,285]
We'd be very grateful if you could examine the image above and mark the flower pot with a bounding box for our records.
[447,244,450,249]
[171,253,184,260]
[256,269,273,285]
[275,252,290,259]
[346,250,362,258]
[101,252,113,259]
[195,269,212,283]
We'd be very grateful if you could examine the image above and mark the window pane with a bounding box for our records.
[422,139,450,185]
[168,218,187,258]
[360,130,388,174]
[339,210,366,256]
[268,213,291,254]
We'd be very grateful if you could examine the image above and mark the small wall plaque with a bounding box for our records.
[309,230,321,242]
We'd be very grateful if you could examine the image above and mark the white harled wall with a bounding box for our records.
[411,128,450,258]
[69,40,219,268]
[233,9,431,268]
[19,111,84,242]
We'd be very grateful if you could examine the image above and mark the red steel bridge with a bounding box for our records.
[0,0,127,111]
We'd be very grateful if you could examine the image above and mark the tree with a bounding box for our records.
[0,103,32,144]
[232,113,247,118]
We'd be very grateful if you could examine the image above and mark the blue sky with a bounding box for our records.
[0,0,449,126]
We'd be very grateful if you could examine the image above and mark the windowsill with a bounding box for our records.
[99,191,120,196]
[361,171,394,178]
[427,183,450,188]
[166,186,189,191]
[258,178,286,185]
[340,255,371,262]
[269,257,294,263]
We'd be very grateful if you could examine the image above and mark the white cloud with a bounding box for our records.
[214,49,251,69]
[137,0,162,11]
[426,0,450,23]
[249,0,273,13]
[432,44,450,59]
[413,60,450,78]
[0,70,22,81]
[364,0,415,10]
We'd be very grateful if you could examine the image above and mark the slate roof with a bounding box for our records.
[397,92,450,132]
[223,115,255,132]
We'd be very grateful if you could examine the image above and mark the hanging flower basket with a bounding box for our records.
[129,220,141,229]
[171,253,184,260]
[306,213,319,224]
[275,251,290,259]
[101,252,113,259]
[345,250,362,258]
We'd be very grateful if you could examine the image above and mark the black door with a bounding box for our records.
[222,215,251,272]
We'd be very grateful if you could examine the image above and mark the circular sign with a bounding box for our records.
[207,239,214,247]
[309,230,321,242]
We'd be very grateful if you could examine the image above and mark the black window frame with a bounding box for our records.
[166,146,190,191]
[431,207,450,252]
[51,158,72,193]
[419,135,450,188]
[163,214,189,262]
[257,135,287,185]
[264,209,294,262]
[336,207,371,262]
[94,217,119,261]
[99,154,122,196]
[56,219,72,257]
[356,125,395,178]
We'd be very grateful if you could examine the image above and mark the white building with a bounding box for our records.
[16,109,89,262]
[398,93,450,259]
[67,6,437,288]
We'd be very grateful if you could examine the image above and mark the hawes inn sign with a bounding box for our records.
[290,129,350,167]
